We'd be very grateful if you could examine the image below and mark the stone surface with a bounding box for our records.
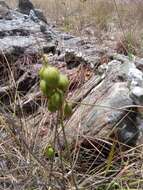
[130,86,143,105]
[0,0,11,19]
[18,0,34,15]
[59,61,141,147]
[0,5,113,67]
[17,0,47,23]
[0,9,56,57]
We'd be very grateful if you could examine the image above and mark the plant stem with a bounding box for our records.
[48,112,59,187]
[60,108,79,190]
[56,130,67,189]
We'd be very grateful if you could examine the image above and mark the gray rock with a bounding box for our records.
[0,1,9,9]
[64,48,101,69]
[135,58,143,71]
[18,0,34,15]
[0,9,57,57]
[130,86,143,105]
[17,0,47,23]
[65,49,87,69]
[59,61,140,147]
[34,9,47,24]
[128,66,143,88]
[117,122,139,146]
[0,1,11,19]
[29,9,39,22]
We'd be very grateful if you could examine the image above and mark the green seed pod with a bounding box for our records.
[58,74,69,91]
[42,66,60,88]
[48,91,63,112]
[40,80,48,95]
[43,146,54,159]
[40,80,54,97]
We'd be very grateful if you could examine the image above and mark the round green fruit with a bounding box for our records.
[64,103,73,118]
[42,66,60,88]
[48,102,57,112]
[48,91,63,112]
[40,80,48,94]
[40,80,55,97]
[44,146,54,159]
[58,74,69,91]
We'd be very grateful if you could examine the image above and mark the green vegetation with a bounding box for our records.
[39,60,70,113]
[43,145,55,159]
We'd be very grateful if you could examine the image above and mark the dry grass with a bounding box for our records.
[1,92,143,189]
[0,56,143,189]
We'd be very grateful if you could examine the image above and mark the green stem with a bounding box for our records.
[56,130,66,189]
[60,108,79,190]
[48,112,59,187]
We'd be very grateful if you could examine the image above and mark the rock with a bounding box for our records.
[34,9,47,24]
[0,1,11,19]
[0,1,10,9]
[65,50,87,69]
[130,86,143,105]
[29,9,39,22]
[135,58,143,71]
[58,61,141,148]
[64,48,101,69]
[18,0,34,15]
[17,0,47,23]
[0,9,57,58]
[128,65,143,88]
[117,118,139,146]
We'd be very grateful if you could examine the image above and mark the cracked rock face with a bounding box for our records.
[0,5,56,58]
